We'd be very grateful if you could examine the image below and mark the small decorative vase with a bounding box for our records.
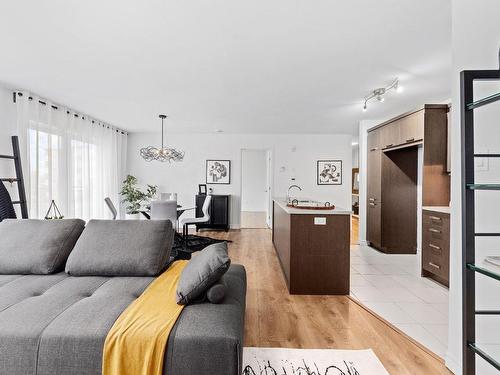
[125,213,141,220]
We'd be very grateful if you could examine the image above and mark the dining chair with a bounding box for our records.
[104,197,117,220]
[150,200,178,229]
[180,195,212,243]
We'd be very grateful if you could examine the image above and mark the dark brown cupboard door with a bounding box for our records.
[367,131,381,202]
[380,122,400,149]
[367,201,381,248]
[398,110,424,145]
[366,130,382,248]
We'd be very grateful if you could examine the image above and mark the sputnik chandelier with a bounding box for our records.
[140,115,184,162]
[363,78,403,112]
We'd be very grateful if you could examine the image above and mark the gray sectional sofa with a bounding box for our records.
[0,219,246,375]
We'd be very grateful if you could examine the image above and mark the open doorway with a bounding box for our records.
[240,149,270,229]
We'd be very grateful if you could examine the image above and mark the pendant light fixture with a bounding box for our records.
[140,115,184,162]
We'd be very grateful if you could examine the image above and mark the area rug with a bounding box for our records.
[242,347,389,375]
[172,234,229,260]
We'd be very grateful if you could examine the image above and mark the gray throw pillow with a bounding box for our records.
[65,220,173,276]
[0,219,85,274]
[206,276,227,304]
[176,242,231,305]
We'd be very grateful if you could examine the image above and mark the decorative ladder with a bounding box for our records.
[0,136,28,218]
[461,52,500,374]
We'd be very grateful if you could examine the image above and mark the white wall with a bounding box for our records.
[448,1,500,373]
[0,85,20,215]
[127,133,352,228]
[241,149,267,212]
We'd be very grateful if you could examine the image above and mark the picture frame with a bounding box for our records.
[206,160,231,184]
[198,184,207,195]
[317,160,342,185]
[352,168,359,194]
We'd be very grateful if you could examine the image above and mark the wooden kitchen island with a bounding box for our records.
[272,199,351,295]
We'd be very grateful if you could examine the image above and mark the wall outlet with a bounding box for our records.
[314,217,327,225]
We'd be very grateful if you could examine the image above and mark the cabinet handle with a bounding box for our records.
[369,203,376,207]
[370,147,378,151]
[429,243,441,250]
[429,228,441,233]
[369,198,376,202]
[429,216,442,221]
[428,262,441,270]
[385,144,394,148]
[406,138,415,143]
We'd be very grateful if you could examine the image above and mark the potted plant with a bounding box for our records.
[120,175,157,219]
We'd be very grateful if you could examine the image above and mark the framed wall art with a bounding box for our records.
[206,160,231,184]
[317,160,342,185]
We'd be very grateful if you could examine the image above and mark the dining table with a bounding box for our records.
[139,204,194,219]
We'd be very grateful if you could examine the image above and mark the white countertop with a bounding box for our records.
[273,198,351,215]
[422,206,451,214]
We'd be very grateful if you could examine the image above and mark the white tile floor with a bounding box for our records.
[350,244,449,358]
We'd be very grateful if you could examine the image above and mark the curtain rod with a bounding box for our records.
[13,92,127,135]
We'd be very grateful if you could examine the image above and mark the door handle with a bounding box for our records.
[428,262,441,270]
[406,138,415,143]
[429,228,441,233]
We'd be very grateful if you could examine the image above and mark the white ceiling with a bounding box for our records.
[0,1,451,134]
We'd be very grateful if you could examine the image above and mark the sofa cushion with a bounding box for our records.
[0,219,85,275]
[65,220,174,276]
[176,242,231,305]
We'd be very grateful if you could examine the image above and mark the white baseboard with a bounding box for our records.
[358,240,369,246]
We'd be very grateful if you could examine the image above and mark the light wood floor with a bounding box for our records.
[351,216,359,245]
[203,229,452,375]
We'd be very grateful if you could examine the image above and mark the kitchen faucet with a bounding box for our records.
[286,184,302,203]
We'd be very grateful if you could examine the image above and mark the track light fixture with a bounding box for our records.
[362,78,402,111]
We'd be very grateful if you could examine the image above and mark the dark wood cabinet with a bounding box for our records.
[366,105,449,255]
[272,201,350,295]
[195,194,230,231]
[398,110,424,145]
[367,130,382,248]
[421,209,450,287]
[380,121,400,150]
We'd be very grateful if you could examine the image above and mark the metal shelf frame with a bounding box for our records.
[0,136,28,218]
[461,65,500,374]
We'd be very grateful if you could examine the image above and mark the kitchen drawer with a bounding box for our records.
[422,254,448,280]
[423,227,449,247]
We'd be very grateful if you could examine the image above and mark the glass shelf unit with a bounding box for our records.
[466,263,500,282]
[467,91,500,110]
[461,67,500,375]
[468,343,500,372]
[466,184,500,190]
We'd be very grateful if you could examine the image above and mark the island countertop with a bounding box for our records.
[422,206,451,215]
[273,198,351,215]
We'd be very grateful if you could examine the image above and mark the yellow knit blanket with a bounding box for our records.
[102,260,188,375]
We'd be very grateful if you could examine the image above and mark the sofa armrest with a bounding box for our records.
[164,264,246,375]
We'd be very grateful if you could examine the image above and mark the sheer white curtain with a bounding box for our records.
[16,92,127,220]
